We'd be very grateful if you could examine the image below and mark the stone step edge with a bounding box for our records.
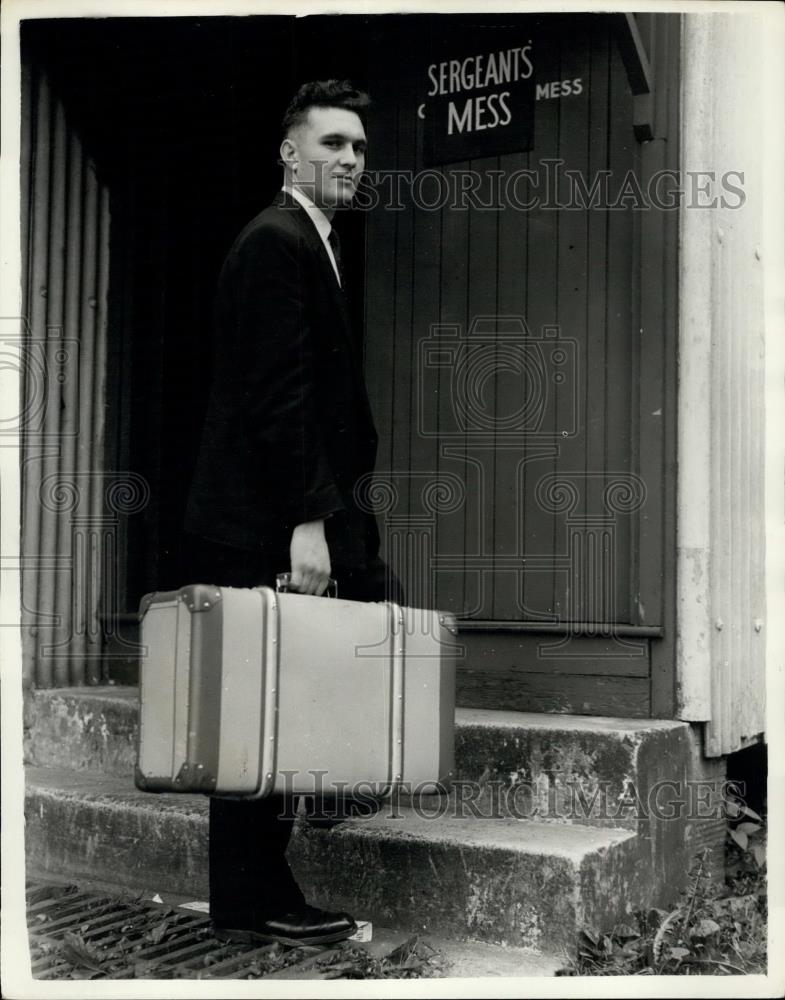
[25,766,642,955]
[24,765,636,856]
[25,685,689,735]
[24,689,692,832]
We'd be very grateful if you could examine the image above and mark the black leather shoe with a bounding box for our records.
[214,905,357,947]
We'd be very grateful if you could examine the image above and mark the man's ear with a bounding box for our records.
[280,137,298,172]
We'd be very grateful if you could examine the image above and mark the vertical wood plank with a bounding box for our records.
[436,160,471,616]
[604,29,637,626]
[748,232,767,741]
[521,28,560,621]
[464,158,499,618]
[388,91,418,602]
[746,122,767,743]
[584,27,611,599]
[553,29,590,626]
[651,13,680,717]
[407,114,444,611]
[732,208,748,740]
[675,13,715,722]
[493,147,529,620]
[711,208,732,750]
[363,77,400,533]
[635,46,666,642]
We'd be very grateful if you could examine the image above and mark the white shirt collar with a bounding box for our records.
[284,184,333,243]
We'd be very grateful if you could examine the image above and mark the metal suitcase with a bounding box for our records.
[135,584,456,798]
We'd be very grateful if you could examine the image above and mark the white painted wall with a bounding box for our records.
[677,8,783,756]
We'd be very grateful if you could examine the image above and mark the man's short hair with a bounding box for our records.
[282,80,371,137]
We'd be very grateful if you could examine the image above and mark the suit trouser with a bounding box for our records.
[181,533,403,926]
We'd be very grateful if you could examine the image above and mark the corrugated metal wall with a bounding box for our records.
[20,63,112,687]
[678,14,767,755]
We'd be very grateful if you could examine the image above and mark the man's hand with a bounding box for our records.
[289,519,331,595]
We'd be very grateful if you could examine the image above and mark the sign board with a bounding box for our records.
[419,34,537,165]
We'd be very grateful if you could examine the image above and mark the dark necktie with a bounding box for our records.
[327,227,345,290]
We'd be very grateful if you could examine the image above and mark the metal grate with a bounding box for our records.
[25,880,333,980]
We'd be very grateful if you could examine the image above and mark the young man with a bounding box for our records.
[184,80,401,946]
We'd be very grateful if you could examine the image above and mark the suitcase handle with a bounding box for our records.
[275,572,338,598]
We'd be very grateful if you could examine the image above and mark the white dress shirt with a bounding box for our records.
[283,184,341,287]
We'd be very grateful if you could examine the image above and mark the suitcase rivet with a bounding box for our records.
[266,773,272,779]
[269,737,274,741]
[272,638,277,644]
[204,601,210,608]
[397,739,402,744]
[197,764,203,770]
[271,687,276,693]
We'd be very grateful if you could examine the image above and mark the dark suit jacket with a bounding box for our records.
[185,190,380,568]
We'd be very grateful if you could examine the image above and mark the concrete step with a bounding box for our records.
[25,766,208,901]
[25,688,692,828]
[25,766,649,957]
[24,687,138,777]
[454,707,692,828]
[287,798,647,956]
[24,689,703,916]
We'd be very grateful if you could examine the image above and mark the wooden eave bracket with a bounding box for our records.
[612,13,656,142]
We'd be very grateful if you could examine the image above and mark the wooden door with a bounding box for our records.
[364,13,680,716]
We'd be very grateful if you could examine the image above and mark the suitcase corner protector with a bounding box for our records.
[138,584,224,616]
[178,583,224,614]
[437,610,459,635]
[134,765,156,792]
[174,761,218,793]
[138,592,157,617]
